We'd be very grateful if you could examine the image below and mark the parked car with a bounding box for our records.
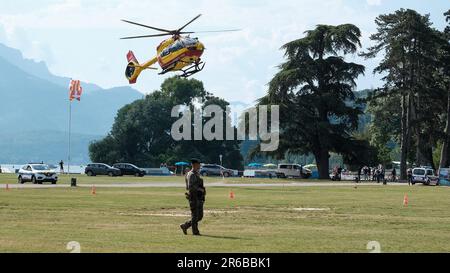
[200,164,236,177]
[277,164,312,179]
[412,167,439,185]
[17,164,58,184]
[85,163,121,177]
[113,163,146,177]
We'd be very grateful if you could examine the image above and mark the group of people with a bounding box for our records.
[331,166,344,181]
[357,165,398,184]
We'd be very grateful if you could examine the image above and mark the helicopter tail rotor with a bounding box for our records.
[125,51,141,84]
[125,51,158,84]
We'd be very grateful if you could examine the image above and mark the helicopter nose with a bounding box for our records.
[197,42,205,51]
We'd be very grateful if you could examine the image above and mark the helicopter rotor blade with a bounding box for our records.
[120,33,173,40]
[176,14,202,33]
[121,19,173,33]
[180,29,241,34]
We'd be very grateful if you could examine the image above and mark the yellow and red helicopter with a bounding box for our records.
[121,14,239,84]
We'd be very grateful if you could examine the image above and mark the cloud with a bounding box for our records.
[1,0,445,104]
[0,23,54,64]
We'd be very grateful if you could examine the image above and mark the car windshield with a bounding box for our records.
[32,165,50,171]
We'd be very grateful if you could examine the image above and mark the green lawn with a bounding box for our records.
[1,180,450,253]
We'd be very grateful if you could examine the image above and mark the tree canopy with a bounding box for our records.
[89,77,244,170]
[258,24,366,179]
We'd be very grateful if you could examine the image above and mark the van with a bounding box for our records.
[278,164,312,179]
[412,167,439,185]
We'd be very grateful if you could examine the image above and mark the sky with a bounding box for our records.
[0,0,448,104]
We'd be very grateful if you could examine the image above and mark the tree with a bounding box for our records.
[258,24,365,179]
[89,77,244,170]
[362,9,444,179]
[366,92,402,164]
[439,10,450,168]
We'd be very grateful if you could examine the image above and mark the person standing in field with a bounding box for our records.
[362,166,367,181]
[59,160,64,174]
[180,158,206,236]
[407,168,413,186]
[391,168,397,182]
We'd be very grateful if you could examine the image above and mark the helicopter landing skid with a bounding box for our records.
[179,62,205,78]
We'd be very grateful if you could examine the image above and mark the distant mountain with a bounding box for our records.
[0,43,101,91]
[0,43,144,164]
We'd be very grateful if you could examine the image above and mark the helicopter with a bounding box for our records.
[121,14,239,84]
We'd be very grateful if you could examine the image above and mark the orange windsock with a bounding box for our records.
[91,186,96,195]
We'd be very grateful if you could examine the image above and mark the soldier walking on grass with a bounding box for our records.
[180,158,206,236]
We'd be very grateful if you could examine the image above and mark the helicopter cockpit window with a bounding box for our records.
[183,38,197,47]
[171,40,184,51]
[161,40,184,57]
[161,48,171,57]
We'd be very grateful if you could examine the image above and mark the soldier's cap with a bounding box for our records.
[190,158,201,164]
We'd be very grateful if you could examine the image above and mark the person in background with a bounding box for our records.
[59,160,64,174]
[362,166,368,181]
[337,166,343,181]
[391,168,397,182]
[407,168,413,186]
[357,166,363,183]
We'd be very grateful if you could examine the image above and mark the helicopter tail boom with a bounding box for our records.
[125,51,158,84]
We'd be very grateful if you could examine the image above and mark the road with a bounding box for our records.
[3,181,410,189]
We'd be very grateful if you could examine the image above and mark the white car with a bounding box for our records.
[277,164,312,179]
[17,164,58,184]
[412,167,439,186]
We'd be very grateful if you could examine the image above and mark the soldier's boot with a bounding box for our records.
[192,224,201,236]
[180,224,188,235]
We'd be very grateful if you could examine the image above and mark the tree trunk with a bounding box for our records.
[440,84,450,168]
[315,148,330,180]
[400,94,410,180]
[412,95,432,167]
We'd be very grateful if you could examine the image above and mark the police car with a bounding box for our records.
[412,167,439,186]
[17,164,58,184]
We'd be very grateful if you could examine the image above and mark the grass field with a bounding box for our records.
[1,173,450,253]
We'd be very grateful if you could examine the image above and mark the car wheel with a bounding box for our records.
[201,172,208,177]
[18,176,24,184]
[86,171,94,177]
[108,172,114,177]
[223,172,230,178]
[135,172,140,177]
[32,176,37,184]
[52,181,57,185]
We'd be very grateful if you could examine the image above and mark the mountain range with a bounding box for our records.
[0,43,143,164]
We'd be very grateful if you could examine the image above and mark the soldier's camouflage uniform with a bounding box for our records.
[181,169,206,235]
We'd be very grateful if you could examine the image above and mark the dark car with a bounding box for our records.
[113,163,146,177]
[85,163,121,177]
[200,164,235,177]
